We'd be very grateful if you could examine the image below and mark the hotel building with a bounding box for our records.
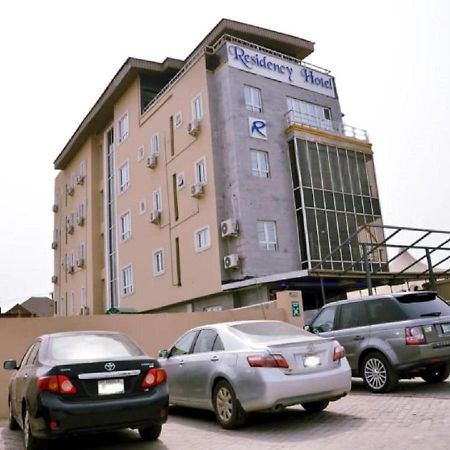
[52,19,383,316]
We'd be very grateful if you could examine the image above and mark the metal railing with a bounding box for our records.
[285,110,369,142]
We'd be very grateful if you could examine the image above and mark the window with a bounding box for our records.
[193,329,219,353]
[251,150,270,178]
[79,243,86,262]
[287,97,332,131]
[174,112,182,128]
[195,157,207,185]
[81,286,87,307]
[68,292,75,316]
[151,132,160,155]
[137,145,145,161]
[244,85,263,113]
[257,221,277,251]
[153,249,164,275]
[79,161,86,178]
[310,305,338,333]
[170,330,197,356]
[153,188,162,212]
[336,302,369,330]
[195,226,211,252]
[120,211,131,241]
[192,94,203,121]
[118,112,129,143]
[139,199,146,215]
[60,297,66,316]
[121,265,133,296]
[367,298,407,324]
[118,162,130,193]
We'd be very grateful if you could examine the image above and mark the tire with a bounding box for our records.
[362,352,398,393]
[23,408,45,450]
[421,364,450,384]
[8,399,20,430]
[301,400,330,413]
[138,424,162,441]
[213,380,246,429]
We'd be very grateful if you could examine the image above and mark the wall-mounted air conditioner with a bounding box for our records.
[224,253,240,270]
[149,209,161,224]
[221,219,239,238]
[191,183,204,198]
[187,119,200,137]
[146,154,158,169]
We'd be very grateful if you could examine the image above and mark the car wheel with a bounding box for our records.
[213,380,246,429]
[138,424,162,441]
[362,352,398,393]
[421,364,450,384]
[23,408,45,450]
[301,400,330,413]
[8,399,20,430]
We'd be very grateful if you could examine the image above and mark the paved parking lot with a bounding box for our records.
[1,379,449,450]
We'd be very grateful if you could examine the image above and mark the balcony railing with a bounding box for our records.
[285,110,369,142]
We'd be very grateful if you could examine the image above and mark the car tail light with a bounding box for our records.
[405,327,426,345]
[247,353,289,369]
[141,368,167,389]
[37,375,77,395]
[333,345,346,361]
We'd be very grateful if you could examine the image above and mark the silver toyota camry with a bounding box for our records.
[158,320,351,429]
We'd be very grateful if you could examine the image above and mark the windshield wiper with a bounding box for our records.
[420,312,442,317]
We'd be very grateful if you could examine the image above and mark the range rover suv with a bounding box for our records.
[306,291,450,393]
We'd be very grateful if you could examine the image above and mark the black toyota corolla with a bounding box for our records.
[3,331,168,450]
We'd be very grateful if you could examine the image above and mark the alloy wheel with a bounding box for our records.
[216,386,233,422]
[364,357,387,390]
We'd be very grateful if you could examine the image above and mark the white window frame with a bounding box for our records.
[118,161,130,193]
[79,161,86,178]
[195,156,207,185]
[286,97,332,131]
[68,292,75,316]
[257,221,278,251]
[192,93,203,121]
[151,132,160,155]
[152,188,162,212]
[244,85,263,113]
[137,145,145,162]
[174,111,183,128]
[121,264,134,296]
[79,243,86,261]
[139,199,147,215]
[60,298,65,316]
[81,286,87,308]
[153,248,165,276]
[118,112,129,143]
[251,149,270,178]
[120,211,132,241]
[194,226,211,252]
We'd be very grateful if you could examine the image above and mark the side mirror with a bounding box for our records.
[3,360,18,370]
[158,349,169,359]
[303,325,311,332]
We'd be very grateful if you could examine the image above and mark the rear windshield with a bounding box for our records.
[230,321,307,343]
[47,333,145,362]
[395,293,450,319]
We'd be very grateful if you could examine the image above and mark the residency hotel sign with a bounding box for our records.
[226,43,336,98]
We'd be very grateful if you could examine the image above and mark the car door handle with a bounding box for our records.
[178,360,184,367]
[210,356,219,362]
[353,336,364,341]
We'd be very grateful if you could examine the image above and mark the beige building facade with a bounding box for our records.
[53,19,381,315]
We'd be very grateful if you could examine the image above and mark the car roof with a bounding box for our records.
[321,291,437,308]
[37,330,124,341]
[187,320,284,332]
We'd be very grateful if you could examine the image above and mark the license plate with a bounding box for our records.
[304,355,321,368]
[442,323,450,334]
[98,378,124,396]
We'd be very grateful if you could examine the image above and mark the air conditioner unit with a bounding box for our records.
[76,214,85,226]
[67,185,75,196]
[149,209,161,224]
[191,183,204,198]
[187,119,200,137]
[76,174,85,185]
[67,223,74,234]
[80,306,90,316]
[51,241,58,250]
[221,219,239,238]
[52,204,58,213]
[51,275,58,284]
[67,265,75,274]
[146,154,158,169]
[224,253,240,270]
[77,258,85,268]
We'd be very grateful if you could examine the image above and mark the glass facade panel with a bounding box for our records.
[290,139,384,271]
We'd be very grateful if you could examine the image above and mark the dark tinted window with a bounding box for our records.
[213,335,224,351]
[47,333,144,362]
[171,330,197,356]
[395,293,450,318]
[336,302,369,329]
[310,305,338,332]
[193,329,218,353]
[367,298,407,324]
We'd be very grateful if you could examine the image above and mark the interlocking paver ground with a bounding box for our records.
[1,379,449,449]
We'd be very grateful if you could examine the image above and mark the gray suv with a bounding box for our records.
[306,291,450,393]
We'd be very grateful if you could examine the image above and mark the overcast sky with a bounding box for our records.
[1,0,449,312]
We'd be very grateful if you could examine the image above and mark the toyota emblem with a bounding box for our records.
[104,362,115,371]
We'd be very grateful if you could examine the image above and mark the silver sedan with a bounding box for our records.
[159,320,351,428]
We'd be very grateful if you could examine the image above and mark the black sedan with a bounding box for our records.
[3,331,168,450]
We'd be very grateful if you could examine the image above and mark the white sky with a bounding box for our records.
[1,0,449,312]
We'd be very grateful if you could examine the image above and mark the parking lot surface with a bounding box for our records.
[1,379,449,450]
